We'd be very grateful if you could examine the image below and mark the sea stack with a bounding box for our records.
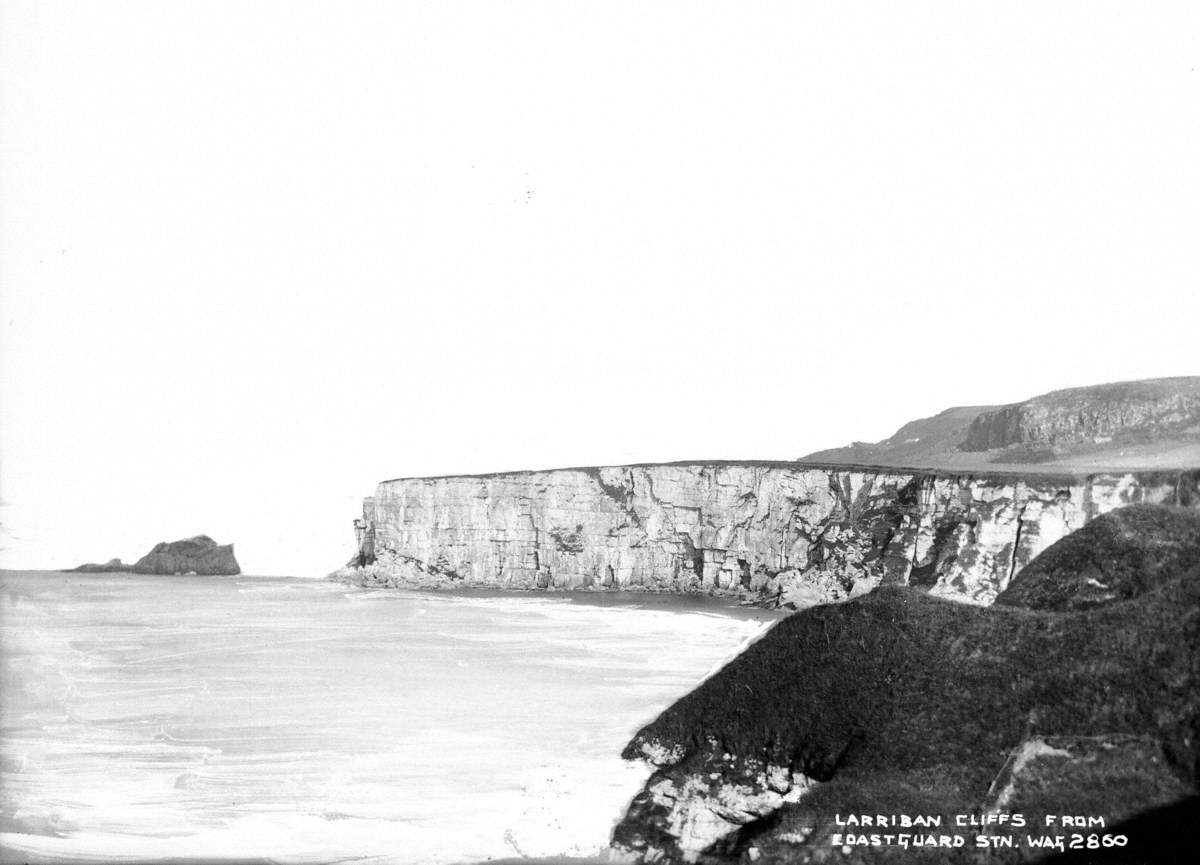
[74,535,240,575]
[131,535,241,575]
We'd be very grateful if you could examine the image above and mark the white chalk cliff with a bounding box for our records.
[340,463,1199,606]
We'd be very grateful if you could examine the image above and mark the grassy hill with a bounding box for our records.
[799,377,1200,474]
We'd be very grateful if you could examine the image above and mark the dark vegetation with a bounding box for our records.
[1035,795,1200,864]
[998,506,1200,611]
[615,505,1200,863]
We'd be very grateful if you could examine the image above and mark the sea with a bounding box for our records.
[0,571,779,864]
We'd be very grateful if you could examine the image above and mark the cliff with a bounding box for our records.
[340,464,1199,606]
[611,505,1200,863]
[962,377,1200,453]
[128,535,241,575]
[800,377,1200,472]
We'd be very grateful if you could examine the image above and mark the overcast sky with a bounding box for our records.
[2,1,1198,575]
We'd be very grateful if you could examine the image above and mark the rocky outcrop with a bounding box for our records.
[128,535,240,575]
[339,464,1199,607]
[71,557,133,573]
[961,377,1200,452]
[799,377,1200,472]
[611,506,1200,863]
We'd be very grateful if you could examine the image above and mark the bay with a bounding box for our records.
[0,571,778,864]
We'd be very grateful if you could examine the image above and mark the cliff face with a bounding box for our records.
[345,463,1199,606]
[130,535,241,575]
[799,377,1200,472]
[961,377,1200,452]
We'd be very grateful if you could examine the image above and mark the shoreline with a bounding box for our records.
[0,568,783,620]
[334,574,788,621]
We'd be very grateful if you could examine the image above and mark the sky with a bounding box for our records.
[2,1,1198,576]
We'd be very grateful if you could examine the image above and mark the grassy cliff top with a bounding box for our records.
[378,459,1198,487]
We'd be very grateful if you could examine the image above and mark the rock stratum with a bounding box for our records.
[612,505,1200,863]
[339,464,1198,607]
[961,377,1200,453]
[800,376,1200,472]
[74,535,240,575]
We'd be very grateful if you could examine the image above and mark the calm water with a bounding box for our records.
[0,571,778,864]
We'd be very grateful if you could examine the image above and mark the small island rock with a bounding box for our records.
[131,535,241,575]
[74,536,240,575]
[71,557,132,573]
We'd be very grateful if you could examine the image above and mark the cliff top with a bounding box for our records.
[377,458,1192,487]
[370,378,1199,486]
[799,376,1200,473]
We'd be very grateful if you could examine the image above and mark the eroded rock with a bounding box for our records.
[962,378,1200,452]
[130,535,241,575]
[338,464,1198,606]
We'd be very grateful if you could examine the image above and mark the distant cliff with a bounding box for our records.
[962,377,1200,451]
[75,535,240,575]
[338,463,1199,606]
[800,376,1200,472]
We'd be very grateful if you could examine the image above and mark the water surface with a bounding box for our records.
[0,571,778,863]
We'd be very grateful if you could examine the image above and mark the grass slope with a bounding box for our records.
[997,505,1200,611]
[615,505,1200,863]
[798,377,1200,473]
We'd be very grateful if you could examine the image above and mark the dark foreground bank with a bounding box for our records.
[612,505,1200,863]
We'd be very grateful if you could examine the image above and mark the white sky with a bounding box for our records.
[2,1,1198,575]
